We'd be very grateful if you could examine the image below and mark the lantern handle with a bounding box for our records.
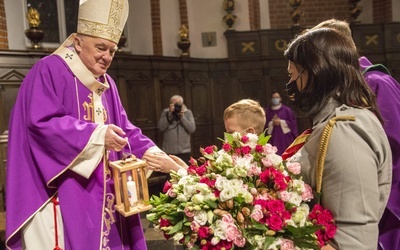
[121,139,135,162]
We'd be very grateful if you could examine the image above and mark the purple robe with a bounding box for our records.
[265,104,298,155]
[6,54,155,249]
[360,56,400,249]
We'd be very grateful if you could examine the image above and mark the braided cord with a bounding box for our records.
[315,115,356,203]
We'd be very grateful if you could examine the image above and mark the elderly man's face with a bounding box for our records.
[75,35,118,77]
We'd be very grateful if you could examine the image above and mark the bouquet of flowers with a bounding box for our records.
[146,132,336,249]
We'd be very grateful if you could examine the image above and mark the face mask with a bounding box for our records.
[271,97,281,106]
[285,69,305,102]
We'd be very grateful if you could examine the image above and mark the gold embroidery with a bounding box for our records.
[83,93,94,122]
[77,0,127,44]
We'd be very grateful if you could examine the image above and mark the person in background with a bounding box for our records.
[264,90,298,155]
[145,99,266,173]
[5,1,164,249]
[157,95,196,164]
[311,18,400,250]
[284,28,392,249]
[224,99,266,135]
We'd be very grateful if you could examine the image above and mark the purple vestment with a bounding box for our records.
[6,54,155,249]
[265,104,298,155]
[359,56,400,250]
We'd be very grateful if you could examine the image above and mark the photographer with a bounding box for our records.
[157,95,196,164]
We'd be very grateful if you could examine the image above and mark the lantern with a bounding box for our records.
[109,154,152,217]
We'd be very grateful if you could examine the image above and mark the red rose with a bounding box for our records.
[162,181,172,193]
[255,144,263,153]
[267,200,285,213]
[222,143,232,152]
[196,165,207,176]
[198,226,210,239]
[204,145,215,154]
[159,218,171,227]
[241,135,249,143]
[267,213,284,231]
[324,224,337,239]
[241,146,251,155]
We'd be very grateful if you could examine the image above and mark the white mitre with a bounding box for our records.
[77,0,129,44]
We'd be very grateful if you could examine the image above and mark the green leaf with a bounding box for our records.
[286,225,320,236]
[168,220,183,234]
[204,199,218,209]
[257,131,271,146]
[263,236,276,249]
[224,132,234,144]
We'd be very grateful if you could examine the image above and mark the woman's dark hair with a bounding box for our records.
[284,28,383,123]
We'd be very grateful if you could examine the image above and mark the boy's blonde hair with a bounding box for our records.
[310,18,356,48]
[224,99,266,135]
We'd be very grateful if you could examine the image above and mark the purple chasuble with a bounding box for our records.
[6,54,154,249]
[359,56,400,249]
[265,104,298,155]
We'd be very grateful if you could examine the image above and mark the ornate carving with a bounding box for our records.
[289,0,303,27]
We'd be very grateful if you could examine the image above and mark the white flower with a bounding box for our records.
[195,182,210,194]
[215,176,229,190]
[191,193,204,204]
[219,186,236,202]
[173,232,184,242]
[288,192,302,206]
[211,220,228,240]
[245,133,259,149]
[216,151,233,165]
[176,193,188,202]
[292,179,305,193]
[194,210,208,225]
[211,236,221,245]
[291,204,310,227]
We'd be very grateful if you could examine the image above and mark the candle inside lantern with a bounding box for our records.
[127,176,138,206]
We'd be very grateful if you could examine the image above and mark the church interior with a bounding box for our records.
[0,0,399,249]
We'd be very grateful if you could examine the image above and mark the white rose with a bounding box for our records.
[212,220,228,240]
[288,192,302,206]
[191,193,204,204]
[219,186,236,202]
[173,232,184,242]
[195,182,210,193]
[215,176,229,190]
[194,210,208,225]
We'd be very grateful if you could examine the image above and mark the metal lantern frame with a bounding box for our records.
[109,155,152,217]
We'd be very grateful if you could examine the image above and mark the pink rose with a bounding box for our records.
[184,207,195,217]
[301,184,314,201]
[226,224,239,241]
[241,135,249,143]
[278,190,292,202]
[263,144,278,154]
[234,233,246,247]
[250,205,264,221]
[281,239,295,250]
[222,214,235,224]
[190,220,200,232]
[162,181,172,193]
[261,157,273,168]
[287,162,301,175]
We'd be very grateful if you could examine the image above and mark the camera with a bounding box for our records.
[172,103,182,120]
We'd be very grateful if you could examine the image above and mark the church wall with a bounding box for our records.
[128,0,153,55]
[160,0,181,57]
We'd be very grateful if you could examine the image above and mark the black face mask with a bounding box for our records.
[285,70,304,101]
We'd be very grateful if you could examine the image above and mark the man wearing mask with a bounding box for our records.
[264,91,298,155]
